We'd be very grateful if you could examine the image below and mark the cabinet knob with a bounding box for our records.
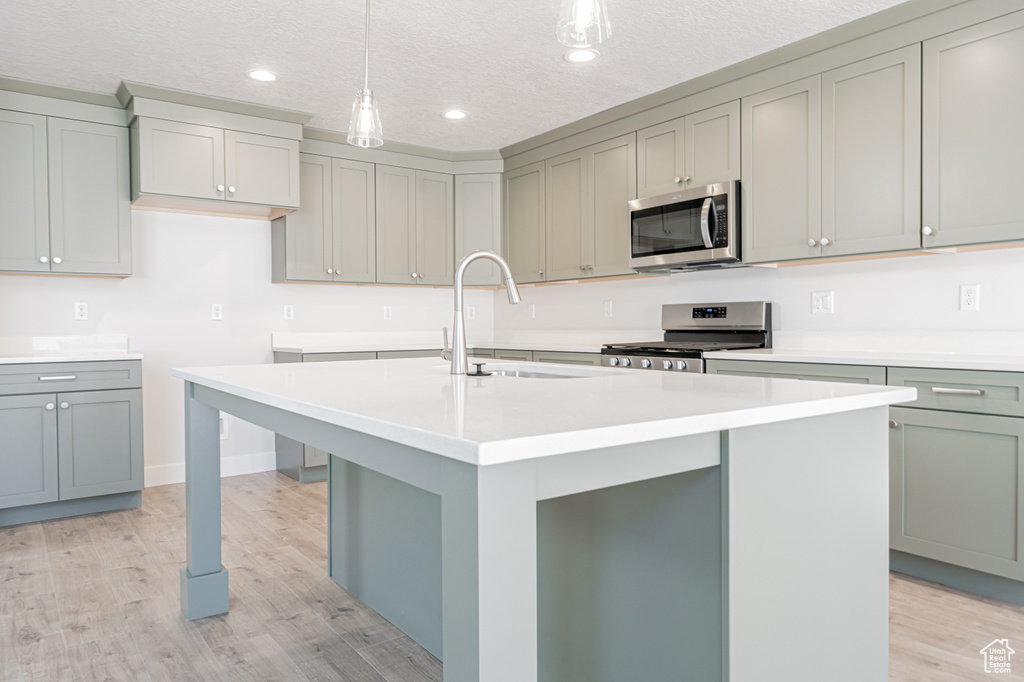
[327,268,334,275]
[889,419,899,429]
[228,186,236,193]
[586,264,592,270]
[674,176,682,184]
[579,265,585,271]
[807,239,817,247]
[538,270,544,277]
[819,237,831,246]
[60,402,69,409]
[411,272,418,279]
[52,257,62,264]
[922,226,934,236]
[217,185,225,192]
[45,403,55,411]
[39,256,49,264]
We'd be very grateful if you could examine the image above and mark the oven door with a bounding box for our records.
[628,181,739,270]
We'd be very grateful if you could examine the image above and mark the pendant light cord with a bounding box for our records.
[362,0,371,90]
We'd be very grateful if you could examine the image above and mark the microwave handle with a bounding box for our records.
[699,197,715,248]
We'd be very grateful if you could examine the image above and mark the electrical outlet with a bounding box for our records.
[383,306,393,321]
[812,291,834,314]
[603,300,613,318]
[960,284,980,312]
[219,414,230,440]
[467,306,476,320]
[74,302,88,321]
[211,303,223,321]
[283,304,294,320]
[528,303,536,319]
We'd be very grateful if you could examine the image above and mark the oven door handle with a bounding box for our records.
[699,197,715,249]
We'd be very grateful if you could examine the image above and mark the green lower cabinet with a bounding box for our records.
[889,406,1024,581]
[0,393,59,509]
[57,389,143,500]
[704,358,885,384]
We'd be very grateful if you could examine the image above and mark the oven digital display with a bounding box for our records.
[692,306,727,319]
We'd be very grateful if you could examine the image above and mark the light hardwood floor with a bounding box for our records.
[1,470,1021,681]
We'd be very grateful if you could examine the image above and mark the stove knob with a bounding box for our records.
[662,360,673,370]
[608,357,619,366]
[640,359,652,369]
[620,357,632,367]
[676,360,688,371]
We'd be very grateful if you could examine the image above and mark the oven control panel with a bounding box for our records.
[692,306,727,319]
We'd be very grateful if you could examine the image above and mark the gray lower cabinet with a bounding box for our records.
[0,111,131,275]
[922,10,1024,248]
[889,406,1024,581]
[493,349,534,362]
[705,358,885,384]
[0,361,144,526]
[532,351,601,366]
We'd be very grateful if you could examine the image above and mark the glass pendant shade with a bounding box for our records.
[556,0,611,48]
[347,88,383,148]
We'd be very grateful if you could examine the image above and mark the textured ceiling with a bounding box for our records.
[0,0,911,151]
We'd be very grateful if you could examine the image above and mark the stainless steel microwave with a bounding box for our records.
[628,180,741,271]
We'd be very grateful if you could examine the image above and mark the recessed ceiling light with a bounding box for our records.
[443,109,468,120]
[247,69,278,82]
[564,49,599,63]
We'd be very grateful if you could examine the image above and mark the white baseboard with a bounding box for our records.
[144,451,277,488]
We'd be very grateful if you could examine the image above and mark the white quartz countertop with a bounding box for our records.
[0,335,141,365]
[273,342,604,354]
[705,348,1024,372]
[174,358,915,466]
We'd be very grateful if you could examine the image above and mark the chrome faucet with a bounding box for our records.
[447,250,522,374]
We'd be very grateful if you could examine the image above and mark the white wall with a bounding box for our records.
[493,247,1024,339]
[0,210,494,485]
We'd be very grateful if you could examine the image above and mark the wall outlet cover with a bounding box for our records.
[211,303,223,321]
[467,306,476,320]
[528,303,536,319]
[74,302,88,321]
[283,304,294,320]
[603,300,613,317]
[383,306,393,321]
[959,284,980,312]
[812,291,834,314]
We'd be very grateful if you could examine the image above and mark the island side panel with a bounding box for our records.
[724,406,889,682]
[180,382,229,620]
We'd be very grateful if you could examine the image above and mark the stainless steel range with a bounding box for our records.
[601,301,772,373]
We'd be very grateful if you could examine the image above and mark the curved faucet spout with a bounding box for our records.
[451,250,522,375]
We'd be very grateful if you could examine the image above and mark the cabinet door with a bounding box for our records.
[822,46,921,257]
[455,174,502,286]
[0,110,49,272]
[136,118,225,200]
[587,134,636,278]
[57,389,143,500]
[333,158,376,283]
[0,394,58,509]
[281,154,333,282]
[890,406,1024,581]
[684,100,741,187]
[504,162,546,283]
[545,149,587,281]
[47,119,132,275]
[375,165,417,284]
[415,170,454,286]
[741,76,822,263]
[532,351,601,366]
[922,11,1024,248]
[494,350,533,361]
[225,130,301,208]
[636,117,686,199]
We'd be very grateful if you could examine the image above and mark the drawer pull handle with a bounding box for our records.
[931,387,984,396]
[38,375,77,381]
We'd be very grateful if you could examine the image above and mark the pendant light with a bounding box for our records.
[556,0,611,48]
[347,0,383,148]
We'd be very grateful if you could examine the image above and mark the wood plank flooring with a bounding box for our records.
[0,470,1020,680]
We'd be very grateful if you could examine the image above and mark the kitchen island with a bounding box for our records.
[173,358,915,682]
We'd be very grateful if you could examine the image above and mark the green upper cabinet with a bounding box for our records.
[922,11,1024,248]
[47,118,132,275]
[271,154,375,283]
[333,158,376,283]
[455,174,502,286]
[504,161,546,284]
[0,110,49,273]
[546,133,636,281]
[821,46,922,257]
[133,117,299,209]
[0,111,130,276]
[637,100,740,199]
[741,75,822,264]
[376,166,453,286]
[415,170,455,286]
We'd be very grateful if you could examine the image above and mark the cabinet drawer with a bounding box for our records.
[493,349,534,362]
[0,361,142,396]
[532,351,601,366]
[887,367,1024,417]
[376,350,439,359]
[705,359,886,384]
[300,352,377,363]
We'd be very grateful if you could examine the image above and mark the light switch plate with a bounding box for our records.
[812,291,834,314]
[528,303,536,319]
[604,300,613,317]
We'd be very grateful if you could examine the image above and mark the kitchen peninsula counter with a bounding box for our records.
[173,358,915,682]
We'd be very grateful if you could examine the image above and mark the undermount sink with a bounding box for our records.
[490,369,581,379]
[468,363,626,379]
